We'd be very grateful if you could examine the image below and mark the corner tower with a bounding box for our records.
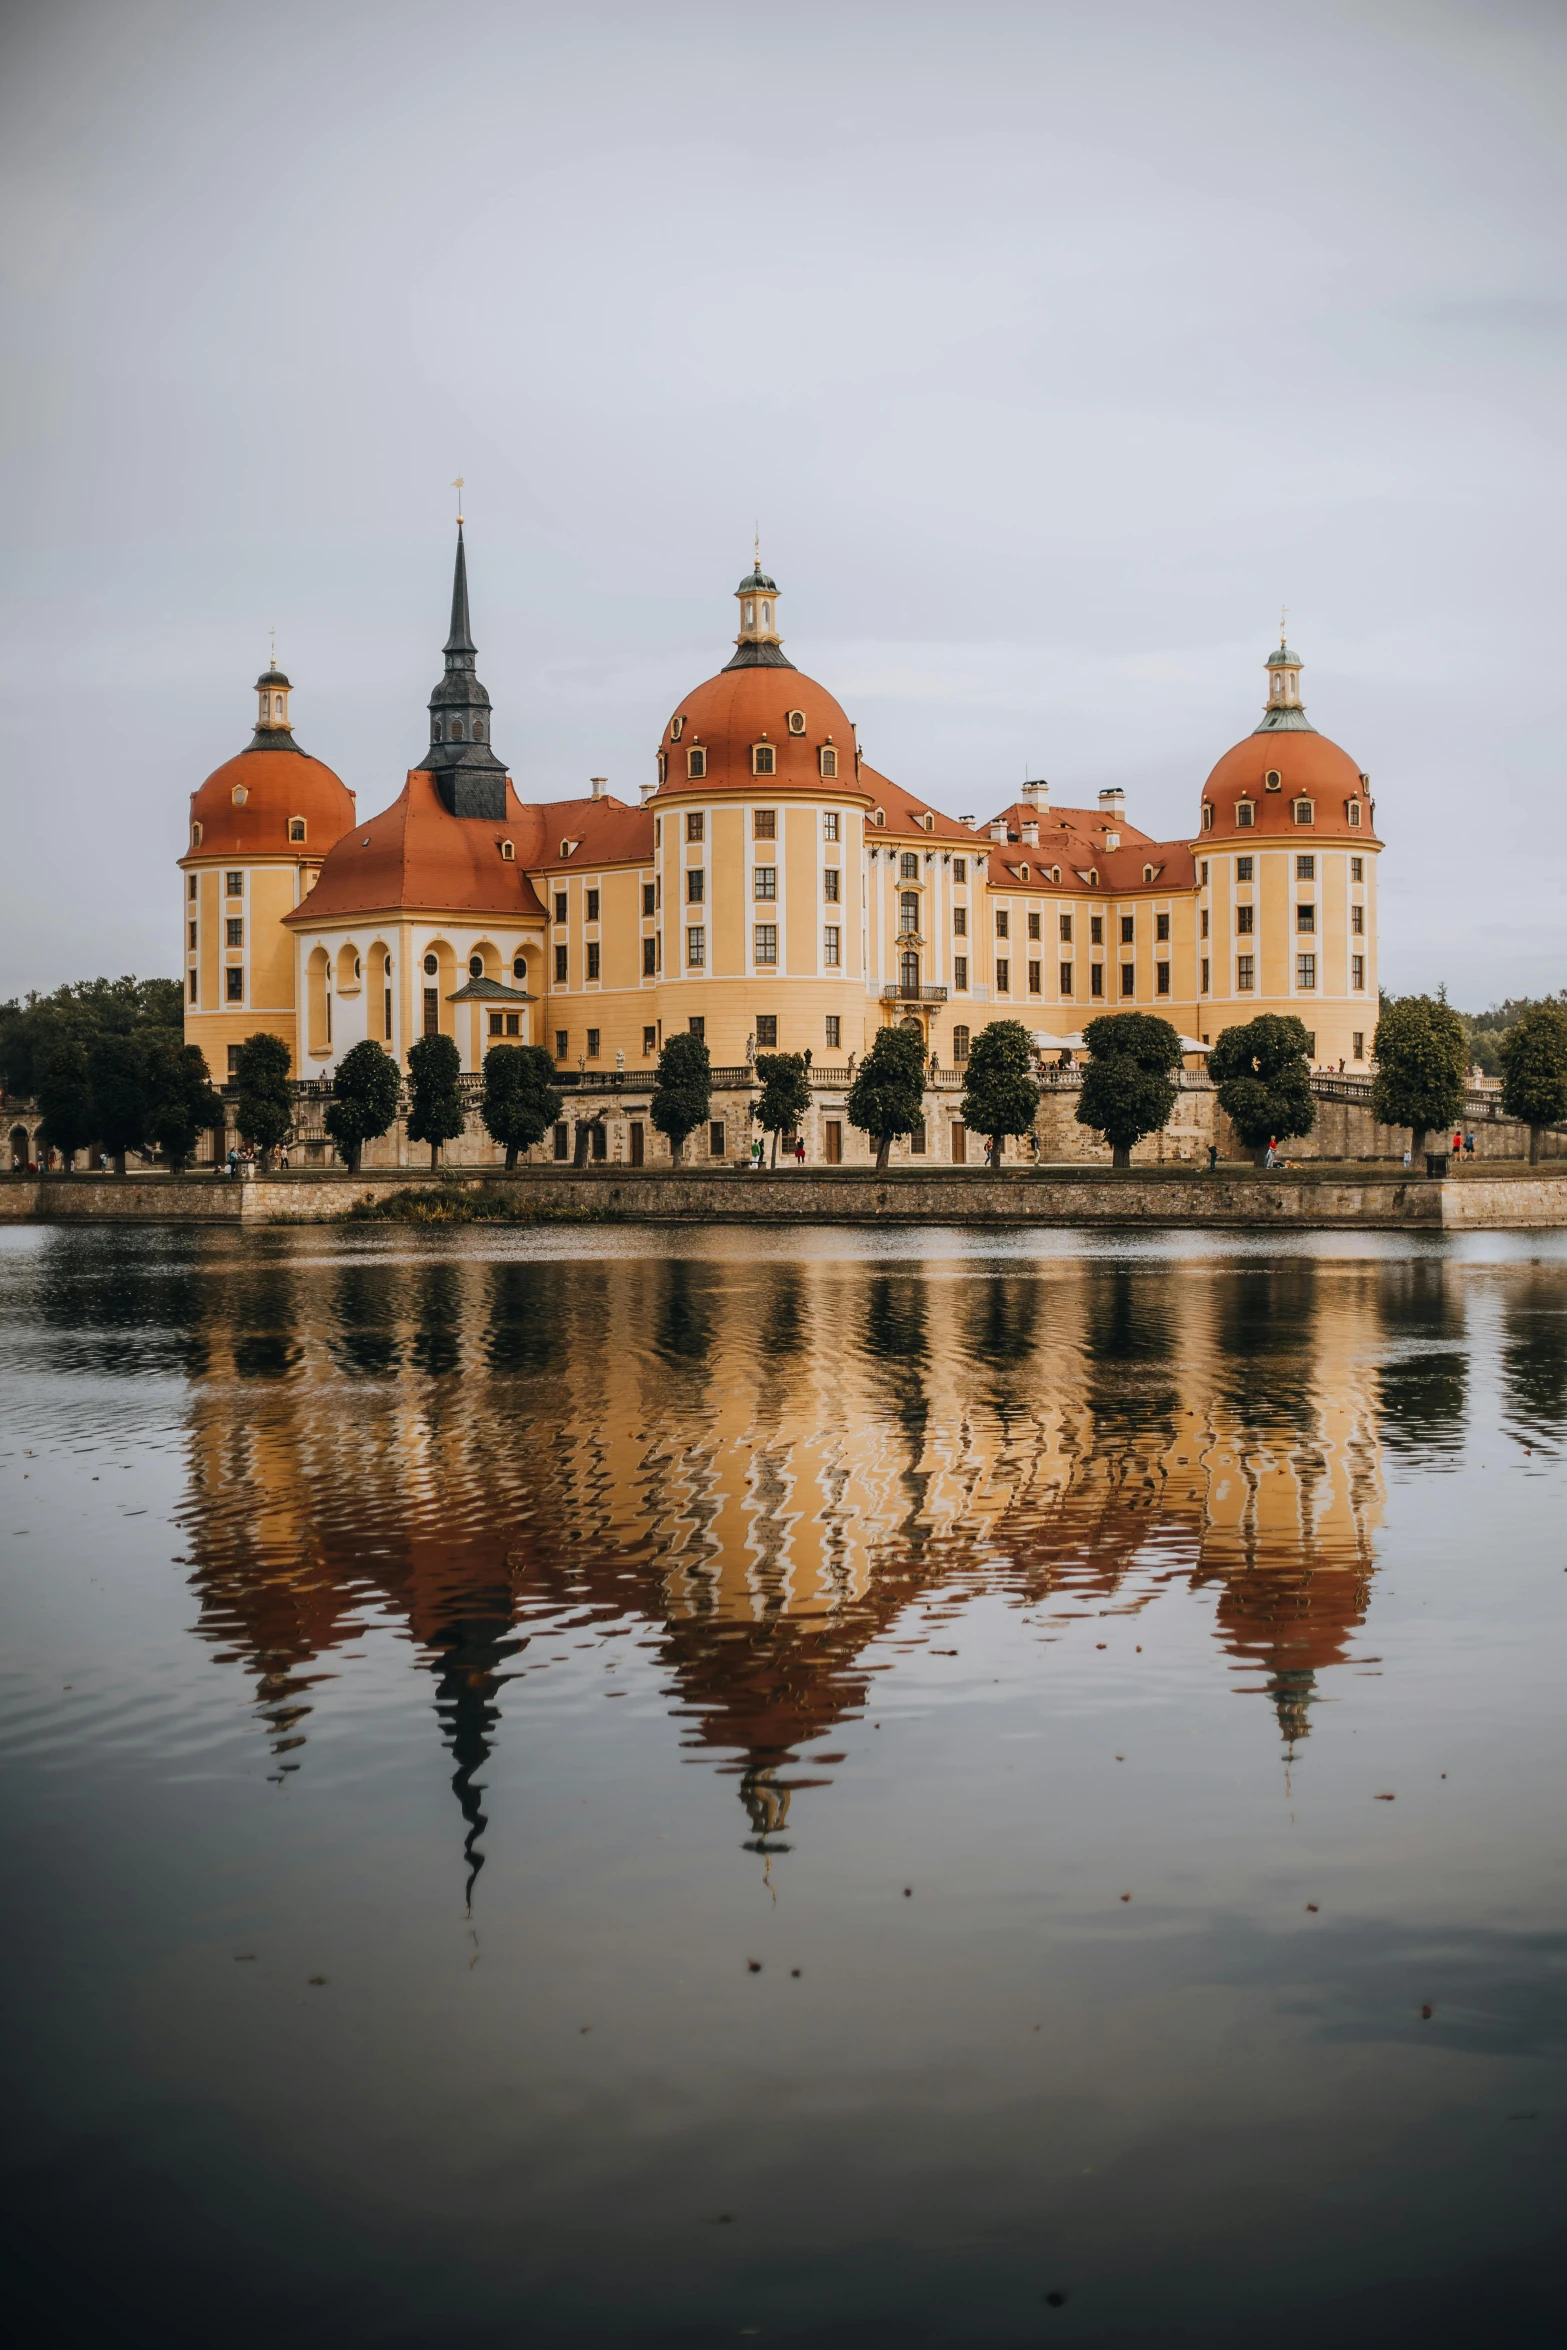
[421,520,509,818]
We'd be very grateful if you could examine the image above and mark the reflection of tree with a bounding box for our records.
[167,1241,1401,1887]
[1499,1276,1567,1452]
[1377,1261,1468,1460]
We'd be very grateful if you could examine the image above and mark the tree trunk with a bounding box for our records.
[669,1133,683,1166]
[1410,1128,1427,1170]
[876,1135,891,1171]
[1112,1143,1131,1169]
[347,1141,361,1173]
[506,1144,518,1172]
[770,1129,779,1170]
[430,1141,442,1170]
[1530,1124,1542,1166]
[1253,1143,1269,1168]
[113,1150,127,1177]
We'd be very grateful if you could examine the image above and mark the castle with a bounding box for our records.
[179,528,1381,1153]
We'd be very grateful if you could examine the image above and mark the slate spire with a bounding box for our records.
[422,521,509,817]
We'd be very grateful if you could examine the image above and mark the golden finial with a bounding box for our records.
[754,521,760,569]
[1280,602,1288,646]
[453,475,465,525]
[269,624,276,669]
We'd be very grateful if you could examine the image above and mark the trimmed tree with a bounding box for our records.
[234,1032,294,1168]
[88,1032,150,1175]
[481,1044,563,1171]
[35,1040,95,1174]
[752,1052,811,1168]
[1372,994,1466,1167]
[847,1023,928,1170]
[324,1039,402,1172]
[1075,1013,1183,1168]
[960,1019,1040,1165]
[1207,1014,1316,1166]
[144,1040,224,1173]
[650,1031,711,1165]
[407,1032,467,1169]
[1499,1002,1567,1165]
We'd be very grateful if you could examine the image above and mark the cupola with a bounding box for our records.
[725,547,795,672]
[1257,632,1315,733]
[255,665,293,736]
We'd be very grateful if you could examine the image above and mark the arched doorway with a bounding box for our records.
[9,1125,28,1171]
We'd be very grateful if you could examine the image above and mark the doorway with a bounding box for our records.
[951,1122,967,1165]
[629,1123,644,1167]
[823,1120,842,1164]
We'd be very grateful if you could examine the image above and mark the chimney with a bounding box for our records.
[1021,821,1040,846]
[590,776,607,800]
[989,819,1009,844]
[1021,778,1050,809]
[638,781,658,806]
[1098,787,1125,821]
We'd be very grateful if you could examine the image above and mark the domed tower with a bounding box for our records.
[1193,636,1381,1071]
[180,661,356,1075]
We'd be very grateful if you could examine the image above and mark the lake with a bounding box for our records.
[3,1222,1566,2347]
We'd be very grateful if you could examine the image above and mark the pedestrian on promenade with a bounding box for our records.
[227,1146,239,1180]
[1465,1131,1476,1159]
[1453,1129,1463,1157]
[1207,1144,1218,1173]
[794,1137,806,1165]
[1264,1137,1278,1170]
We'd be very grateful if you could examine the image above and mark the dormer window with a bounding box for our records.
[1051,865,1061,883]
[873,808,885,826]
[1236,801,1255,828]
[191,822,203,846]
[687,746,706,779]
[1104,830,1120,850]
[1348,800,1362,828]
[752,743,776,775]
[500,840,515,861]
[1201,804,1213,831]
[288,817,306,843]
[1293,799,1314,826]
[231,784,248,807]
[1143,864,1155,882]
[1265,768,1282,792]
[786,709,806,735]
[819,745,838,778]
[657,753,667,784]
[1088,868,1099,887]
[671,716,685,742]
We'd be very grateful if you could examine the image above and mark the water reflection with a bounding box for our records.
[168,1244,1397,1890]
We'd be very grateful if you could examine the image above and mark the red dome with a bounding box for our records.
[1197,728,1376,846]
[184,745,356,861]
[659,664,860,793]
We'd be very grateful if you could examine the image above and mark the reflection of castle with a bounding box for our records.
[178,1251,1386,1887]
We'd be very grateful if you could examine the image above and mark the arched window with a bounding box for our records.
[953,1026,971,1062]
[500,839,515,861]
[432,718,442,741]
[900,949,920,991]
[1201,804,1213,831]
[1236,802,1255,829]
[273,694,285,720]
[687,746,706,779]
[656,753,667,784]
[900,851,918,878]
[752,743,776,775]
[473,719,485,740]
[819,745,837,778]
[1293,799,1314,826]
[288,817,306,843]
[873,808,885,826]
[1348,800,1362,828]
[761,601,771,627]
[191,822,203,846]
[450,718,465,741]
[900,892,920,934]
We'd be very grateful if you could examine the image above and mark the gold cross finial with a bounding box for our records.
[453,475,465,524]
[269,625,276,668]
[754,521,760,568]
[1280,602,1288,645]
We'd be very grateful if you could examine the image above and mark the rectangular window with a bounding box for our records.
[1296,903,1315,933]
[1120,963,1134,997]
[756,1015,778,1048]
[954,955,968,990]
[1059,962,1073,996]
[227,1046,240,1076]
[689,1016,705,1041]
[823,811,840,840]
[1297,954,1317,989]
[1120,915,1134,945]
[1028,959,1041,994]
[1348,800,1362,828]
[554,892,567,923]
[586,942,601,979]
[1090,916,1103,944]
[1237,955,1255,990]
[754,924,778,964]
[686,749,706,781]
[1352,954,1365,990]
[488,1012,503,1036]
[1350,856,1364,882]
[1090,964,1104,998]
[1028,912,1041,941]
[754,866,777,900]
[686,927,705,965]
[952,1026,971,1063]
[555,1030,568,1057]
[1294,801,1314,826]
[954,858,967,883]
[1059,914,1072,943]
[586,888,600,921]
[824,926,841,965]
[188,969,197,1002]
[642,937,656,976]
[686,868,704,904]
[687,812,705,841]
[1200,958,1210,993]
[386,990,394,1039]
[555,944,568,982]
[505,1012,520,1036]
[225,871,242,897]
[823,866,840,901]
[1156,962,1170,996]
[189,921,197,949]
[188,875,197,901]
[1352,1030,1365,1058]
[825,1015,841,1049]
[1156,912,1170,942]
[753,807,777,839]
[226,918,243,947]
[1200,861,1209,885]
[423,987,439,1033]
[1200,909,1209,939]
[1237,803,1255,828]
[909,1120,927,1156]
[1351,903,1364,934]
[586,1028,600,1058]
[643,1025,657,1055]
[1237,856,1254,881]
[709,1120,726,1157]
[226,967,243,1002]
[996,911,1009,939]
[1296,855,1315,881]
[995,957,1010,993]
[1236,904,1254,935]
[643,882,656,917]
[752,747,775,776]
[953,905,967,937]
[553,1123,569,1160]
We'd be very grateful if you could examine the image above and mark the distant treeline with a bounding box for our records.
[1452,992,1567,1077]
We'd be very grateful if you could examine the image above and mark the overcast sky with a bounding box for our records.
[1,0,1562,1007]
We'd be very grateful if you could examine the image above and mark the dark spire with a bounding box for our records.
[420,521,509,818]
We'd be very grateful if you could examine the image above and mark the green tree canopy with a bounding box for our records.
[1,974,181,1101]
[1498,1002,1567,1162]
[35,1041,95,1172]
[1207,1013,1317,1162]
[88,1032,150,1174]
[752,1052,812,1166]
[650,1031,711,1164]
[325,1039,403,1172]
[234,1032,293,1164]
[481,1043,563,1170]
[1075,1012,1183,1168]
[407,1032,467,1168]
[144,1040,223,1173]
[960,1020,1040,1160]
[847,1024,927,1170]
[1372,995,1467,1161]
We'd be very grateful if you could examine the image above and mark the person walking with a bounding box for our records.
[227,1145,239,1181]
[1465,1131,1476,1159]
[1264,1137,1278,1170]
[1207,1143,1218,1173]
[794,1136,806,1166]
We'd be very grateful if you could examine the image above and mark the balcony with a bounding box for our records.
[879,984,948,1004]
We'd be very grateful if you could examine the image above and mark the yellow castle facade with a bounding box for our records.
[179,531,1383,1119]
